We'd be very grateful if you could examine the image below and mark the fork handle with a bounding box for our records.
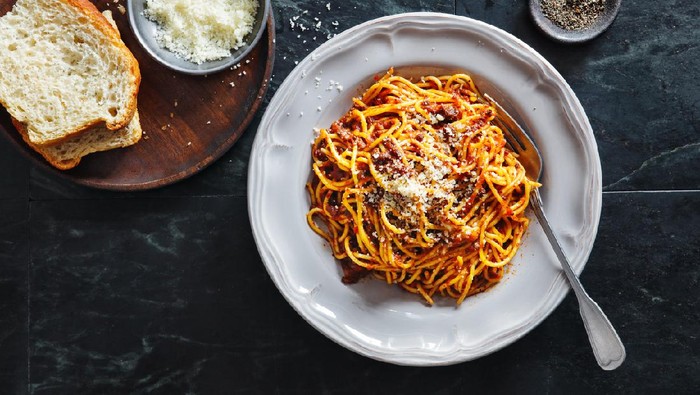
[531,189,626,370]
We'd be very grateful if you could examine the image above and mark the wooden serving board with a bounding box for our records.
[0,0,275,190]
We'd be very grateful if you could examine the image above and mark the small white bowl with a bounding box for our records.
[126,0,270,75]
[529,0,621,44]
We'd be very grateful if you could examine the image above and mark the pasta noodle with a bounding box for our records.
[306,68,540,305]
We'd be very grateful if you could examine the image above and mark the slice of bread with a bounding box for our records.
[0,0,140,146]
[12,111,142,170]
[9,9,142,171]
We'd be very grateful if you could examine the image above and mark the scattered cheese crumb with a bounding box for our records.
[326,80,344,92]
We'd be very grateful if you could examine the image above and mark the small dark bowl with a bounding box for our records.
[529,0,621,44]
[127,0,270,75]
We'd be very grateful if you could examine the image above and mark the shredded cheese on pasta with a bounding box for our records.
[306,69,540,305]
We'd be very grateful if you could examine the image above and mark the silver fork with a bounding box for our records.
[485,94,626,370]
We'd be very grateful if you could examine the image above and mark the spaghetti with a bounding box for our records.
[306,69,540,305]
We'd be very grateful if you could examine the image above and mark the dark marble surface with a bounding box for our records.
[0,0,698,393]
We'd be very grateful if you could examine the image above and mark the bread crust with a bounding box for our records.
[0,0,141,146]
[12,117,80,170]
[12,112,142,170]
[62,0,141,132]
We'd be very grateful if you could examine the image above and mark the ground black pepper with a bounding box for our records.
[540,0,605,30]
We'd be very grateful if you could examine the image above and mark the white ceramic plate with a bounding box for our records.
[248,13,602,366]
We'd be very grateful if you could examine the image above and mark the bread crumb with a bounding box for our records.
[117,5,125,14]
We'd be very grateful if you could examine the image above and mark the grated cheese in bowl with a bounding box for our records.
[144,0,259,64]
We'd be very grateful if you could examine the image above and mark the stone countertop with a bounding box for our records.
[0,0,698,393]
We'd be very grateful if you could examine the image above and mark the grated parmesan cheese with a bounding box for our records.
[143,0,259,64]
